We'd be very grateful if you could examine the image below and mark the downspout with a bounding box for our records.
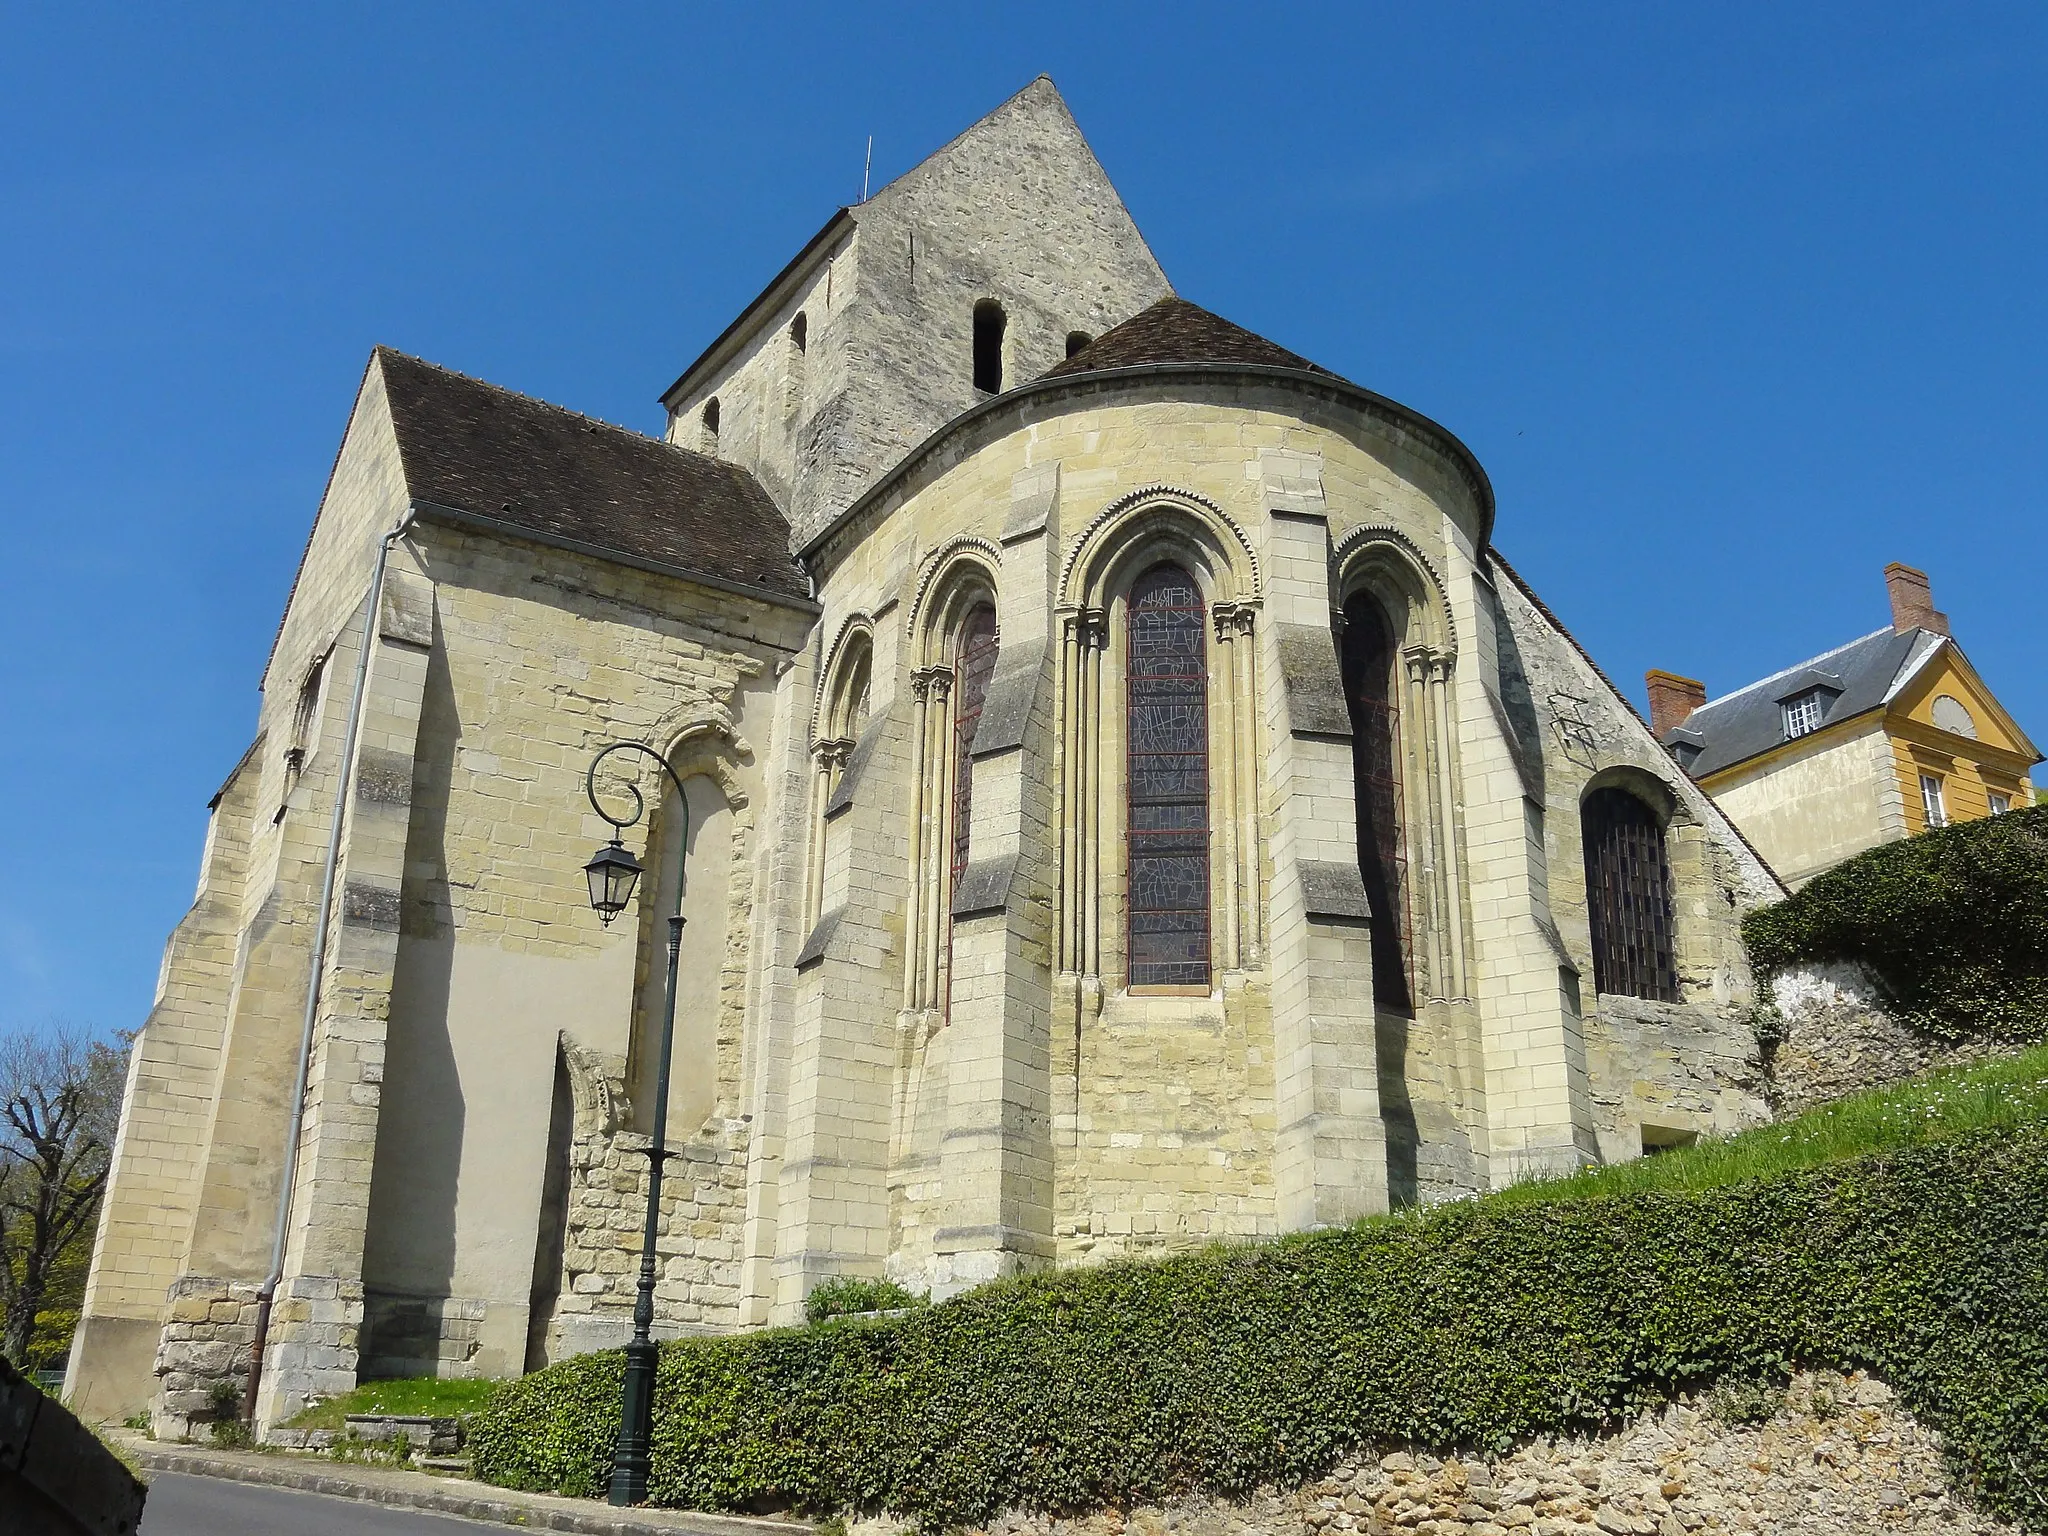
[243,505,416,1426]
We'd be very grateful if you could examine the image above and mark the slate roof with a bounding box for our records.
[1044,297,1334,380]
[1670,626,1942,778]
[377,348,809,603]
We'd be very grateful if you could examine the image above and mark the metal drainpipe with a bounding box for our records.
[242,505,416,1426]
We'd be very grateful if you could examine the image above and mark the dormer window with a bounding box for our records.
[1782,689,1827,739]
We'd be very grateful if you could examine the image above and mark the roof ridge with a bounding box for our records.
[1691,627,1897,716]
[373,345,694,458]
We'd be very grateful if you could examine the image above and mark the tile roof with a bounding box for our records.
[1043,297,1335,380]
[376,348,809,603]
[1672,626,1940,778]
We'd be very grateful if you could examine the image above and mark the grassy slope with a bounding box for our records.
[1479,1041,2048,1211]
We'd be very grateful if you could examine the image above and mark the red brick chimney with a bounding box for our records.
[1646,670,1707,738]
[1885,562,1949,635]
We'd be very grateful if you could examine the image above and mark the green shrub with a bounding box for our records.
[802,1276,925,1325]
[470,1128,2048,1530]
[1743,801,2048,1040]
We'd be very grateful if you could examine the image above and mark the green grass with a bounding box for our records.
[284,1375,504,1431]
[1479,1041,2048,1211]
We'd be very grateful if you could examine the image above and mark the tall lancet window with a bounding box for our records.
[947,604,999,1004]
[1340,591,1412,1012]
[1125,564,1211,989]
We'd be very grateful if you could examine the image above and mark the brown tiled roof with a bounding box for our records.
[1043,296,1334,380]
[376,348,809,603]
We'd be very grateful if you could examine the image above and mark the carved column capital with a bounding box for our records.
[1211,602,1239,642]
[1402,644,1434,684]
[1079,607,1110,650]
[1231,605,1258,638]
[1428,648,1456,684]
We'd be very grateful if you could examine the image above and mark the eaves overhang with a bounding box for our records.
[659,208,856,410]
[796,361,1496,573]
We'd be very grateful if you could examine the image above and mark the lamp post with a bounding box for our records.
[579,740,690,1507]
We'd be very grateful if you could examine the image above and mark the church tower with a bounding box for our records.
[658,76,1172,547]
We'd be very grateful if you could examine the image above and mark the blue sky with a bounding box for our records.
[3,3,2043,1040]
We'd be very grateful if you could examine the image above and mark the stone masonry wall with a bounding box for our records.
[1764,963,2017,1116]
[537,1039,749,1358]
[150,1276,260,1439]
[883,1372,2017,1536]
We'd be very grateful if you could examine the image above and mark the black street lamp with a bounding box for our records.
[580,740,690,1507]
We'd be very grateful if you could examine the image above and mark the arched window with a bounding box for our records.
[701,396,720,444]
[1581,787,1678,1002]
[946,604,999,1007]
[1340,591,1412,1012]
[1065,330,1092,359]
[973,300,1006,393]
[1125,564,1211,989]
[789,312,807,352]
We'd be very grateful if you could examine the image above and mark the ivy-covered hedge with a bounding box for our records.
[1743,801,2048,1040]
[471,1128,2048,1530]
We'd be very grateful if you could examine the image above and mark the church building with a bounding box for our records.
[69,78,1785,1435]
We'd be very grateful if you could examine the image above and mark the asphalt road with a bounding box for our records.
[140,1471,519,1534]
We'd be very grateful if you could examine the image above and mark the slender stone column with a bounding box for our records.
[1056,614,1080,974]
[1232,606,1262,962]
[1211,604,1241,971]
[903,672,933,1007]
[1404,645,1446,998]
[1080,609,1108,980]
[923,671,955,1009]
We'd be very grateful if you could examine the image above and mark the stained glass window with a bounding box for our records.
[1340,592,1412,1012]
[1126,565,1211,988]
[1582,788,1679,1002]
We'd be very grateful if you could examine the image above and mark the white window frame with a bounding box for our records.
[1989,791,2012,815]
[1920,773,1948,829]
[1782,690,1825,739]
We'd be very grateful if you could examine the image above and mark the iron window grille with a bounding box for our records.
[1581,787,1679,1002]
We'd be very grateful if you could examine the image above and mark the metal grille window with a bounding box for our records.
[1125,565,1211,989]
[1581,788,1679,1002]
[1339,592,1413,1012]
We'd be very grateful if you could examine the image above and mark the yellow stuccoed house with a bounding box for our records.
[1649,562,2040,889]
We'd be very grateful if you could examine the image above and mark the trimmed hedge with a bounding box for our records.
[472,1128,2048,1530]
[1743,801,2048,1040]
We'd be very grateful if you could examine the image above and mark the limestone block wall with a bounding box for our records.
[1487,563,1780,1167]
[358,521,813,1370]
[669,78,1170,547]
[149,1277,261,1440]
[892,1372,2016,1536]
[66,743,259,1422]
[789,376,1516,1295]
